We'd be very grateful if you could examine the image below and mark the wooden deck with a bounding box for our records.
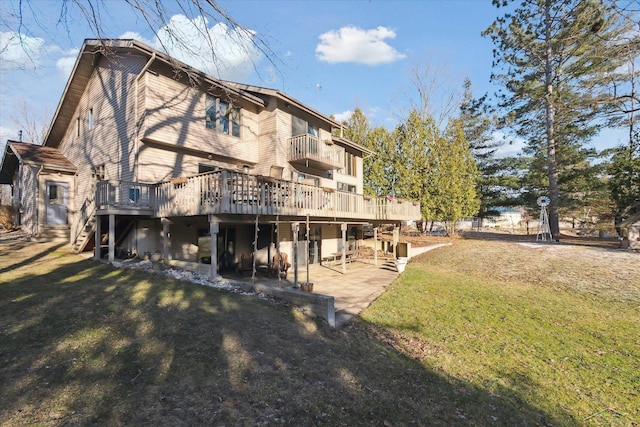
[96,169,421,222]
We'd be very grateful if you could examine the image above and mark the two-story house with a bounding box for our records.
[0,39,420,280]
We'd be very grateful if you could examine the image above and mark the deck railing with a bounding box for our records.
[289,134,345,170]
[96,181,154,210]
[97,170,421,221]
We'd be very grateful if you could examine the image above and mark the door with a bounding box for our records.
[308,226,321,264]
[46,182,68,225]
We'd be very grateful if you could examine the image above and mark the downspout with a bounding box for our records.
[34,164,44,236]
[15,162,23,228]
[134,52,156,182]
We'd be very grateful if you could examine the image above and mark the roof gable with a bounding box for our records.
[0,141,76,183]
[44,39,265,149]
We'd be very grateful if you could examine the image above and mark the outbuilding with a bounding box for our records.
[620,212,640,250]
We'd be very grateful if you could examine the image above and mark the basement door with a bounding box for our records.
[46,182,69,225]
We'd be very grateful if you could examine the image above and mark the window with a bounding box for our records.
[89,109,93,130]
[129,188,141,203]
[342,152,356,177]
[337,182,356,193]
[76,117,80,137]
[295,172,319,186]
[206,95,241,137]
[199,164,218,174]
[49,184,58,203]
[92,165,106,181]
[292,116,318,137]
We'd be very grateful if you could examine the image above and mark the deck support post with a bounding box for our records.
[108,214,115,263]
[341,223,347,274]
[292,222,299,288]
[276,216,281,282]
[208,215,219,280]
[392,224,399,259]
[252,215,259,281]
[162,218,171,263]
[374,227,378,266]
[94,215,101,260]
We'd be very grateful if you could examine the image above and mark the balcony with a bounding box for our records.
[289,134,345,170]
[96,170,421,222]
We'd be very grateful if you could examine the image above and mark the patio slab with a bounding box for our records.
[234,257,400,328]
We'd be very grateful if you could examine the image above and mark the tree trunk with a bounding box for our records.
[544,0,561,238]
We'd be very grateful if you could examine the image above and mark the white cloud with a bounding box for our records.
[333,110,353,123]
[153,15,262,80]
[493,132,526,158]
[55,49,79,79]
[0,126,16,144]
[0,32,46,71]
[316,26,406,65]
[119,31,154,46]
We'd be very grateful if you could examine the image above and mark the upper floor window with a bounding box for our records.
[337,182,356,193]
[342,151,356,177]
[292,116,318,137]
[206,95,240,137]
[295,172,319,186]
[89,108,94,130]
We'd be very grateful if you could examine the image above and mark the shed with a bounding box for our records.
[620,212,640,250]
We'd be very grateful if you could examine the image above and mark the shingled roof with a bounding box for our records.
[0,141,76,184]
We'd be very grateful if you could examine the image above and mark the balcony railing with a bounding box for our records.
[96,170,421,222]
[289,134,345,170]
[96,181,154,210]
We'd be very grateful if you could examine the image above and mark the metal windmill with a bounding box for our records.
[536,196,552,242]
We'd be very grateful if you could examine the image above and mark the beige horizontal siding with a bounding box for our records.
[141,73,259,164]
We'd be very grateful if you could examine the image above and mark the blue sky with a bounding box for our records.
[0,0,628,155]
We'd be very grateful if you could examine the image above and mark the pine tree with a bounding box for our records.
[459,78,503,220]
[484,0,638,236]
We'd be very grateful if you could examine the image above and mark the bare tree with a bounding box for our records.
[2,0,281,80]
[399,59,462,129]
[10,100,50,145]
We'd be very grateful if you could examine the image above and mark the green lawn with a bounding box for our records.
[1,238,638,425]
[362,239,640,426]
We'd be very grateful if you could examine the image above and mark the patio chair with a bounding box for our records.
[269,252,291,279]
[235,252,254,275]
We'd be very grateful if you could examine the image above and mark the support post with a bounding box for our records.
[373,227,378,266]
[341,223,347,274]
[276,216,281,282]
[292,222,299,288]
[252,215,259,281]
[94,215,101,260]
[305,215,310,286]
[108,214,115,263]
[209,215,219,280]
[162,218,171,262]
[392,224,399,259]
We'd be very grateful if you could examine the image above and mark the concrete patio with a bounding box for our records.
[229,257,401,328]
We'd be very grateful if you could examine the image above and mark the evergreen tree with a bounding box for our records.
[484,0,638,236]
[459,78,503,219]
[341,108,396,197]
[363,126,395,197]
[394,110,437,220]
[608,142,640,233]
[427,118,480,234]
